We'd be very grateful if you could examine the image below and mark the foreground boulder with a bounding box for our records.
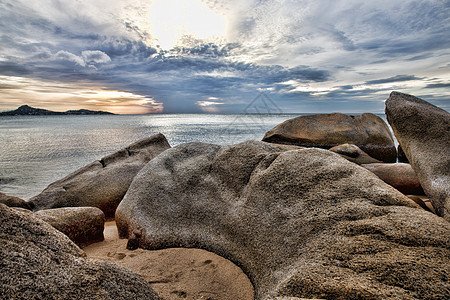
[386,92,450,221]
[116,141,449,300]
[0,192,33,210]
[35,207,105,248]
[329,143,381,165]
[0,203,160,299]
[30,133,171,218]
[361,163,424,195]
[262,113,396,162]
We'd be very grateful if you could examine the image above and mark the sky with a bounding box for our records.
[0,0,449,114]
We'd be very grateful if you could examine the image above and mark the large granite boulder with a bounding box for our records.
[0,203,160,299]
[262,113,396,162]
[0,192,33,210]
[30,133,171,218]
[361,163,424,195]
[385,91,450,221]
[116,141,449,300]
[35,207,105,248]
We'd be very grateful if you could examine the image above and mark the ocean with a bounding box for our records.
[0,113,392,200]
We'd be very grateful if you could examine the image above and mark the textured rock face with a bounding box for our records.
[116,141,449,300]
[30,133,171,218]
[361,163,424,195]
[0,203,160,299]
[35,207,105,248]
[0,192,33,210]
[262,113,396,162]
[329,143,381,165]
[385,91,450,221]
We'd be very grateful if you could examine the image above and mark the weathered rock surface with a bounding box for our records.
[0,203,160,299]
[30,133,171,218]
[0,192,33,210]
[329,143,381,164]
[386,91,450,221]
[116,141,449,300]
[35,207,105,248]
[262,113,396,162]
[361,163,424,195]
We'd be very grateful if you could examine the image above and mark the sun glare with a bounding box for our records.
[149,0,226,50]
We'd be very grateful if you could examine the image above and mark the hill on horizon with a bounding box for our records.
[0,105,115,116]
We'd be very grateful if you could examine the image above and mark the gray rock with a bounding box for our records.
[116,141,449,300]
[35,207,105,248]
[0,203,160,299]
[361,163,424,195]
[0,192,33,210]
[385,91,450,221]
[329,143,382,164]
[30,133,171,218]
[262,113,396,162]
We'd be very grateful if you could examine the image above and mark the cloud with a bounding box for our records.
[0,62,32,75]
[0,0,449,113]
[53,50,111,67]
[365,75,424,85]
[425,83,450,89]
[54,50,86,67]
[81,50,111,64]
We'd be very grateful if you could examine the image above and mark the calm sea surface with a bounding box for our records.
[0,113,391,199]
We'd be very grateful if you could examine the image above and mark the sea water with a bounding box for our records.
[0,113,392,200]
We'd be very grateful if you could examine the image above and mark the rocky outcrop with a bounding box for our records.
[35,207,105,248]
[0,192,33,210]
[30,134,171,218]
[361,163,424,195]
[116,141,449,300]
[329,143,381,164]
[0,203,160,299]
[262,113,396,162]
[385,91,450,221]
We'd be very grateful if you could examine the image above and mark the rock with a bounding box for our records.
[385,91,450,221]
[0,192,33,210]
[30,133,171,218]
[116,141,449,300]
[329,143,381,164]
[0,203,160,299]
[34,207,105,248]
[361,163,424,195]
[407,195,435,213]
[397,145,409,163]
[262,113,396,162]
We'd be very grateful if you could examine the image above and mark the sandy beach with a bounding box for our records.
[83,221,254,300]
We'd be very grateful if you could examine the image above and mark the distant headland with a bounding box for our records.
[0,105,115,116]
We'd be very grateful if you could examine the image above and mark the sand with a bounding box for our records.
[83,221,254,300]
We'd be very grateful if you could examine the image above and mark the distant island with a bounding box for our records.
[0,105,115,116]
